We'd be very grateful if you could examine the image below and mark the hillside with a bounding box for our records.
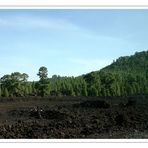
[101,51,148,75]
[82,50,148,97]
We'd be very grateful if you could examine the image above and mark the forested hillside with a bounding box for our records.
[82,50,148,96]
[0,51,148,97]
[102,51,148,74]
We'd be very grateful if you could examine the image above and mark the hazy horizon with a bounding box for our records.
[0,9,148,80]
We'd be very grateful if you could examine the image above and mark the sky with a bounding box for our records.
[0,9,148,80]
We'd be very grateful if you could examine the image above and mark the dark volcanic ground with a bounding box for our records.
[0,96,148,139]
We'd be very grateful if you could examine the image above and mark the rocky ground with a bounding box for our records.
[0,96,147,138]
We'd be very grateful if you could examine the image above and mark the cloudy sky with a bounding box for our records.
[0,9,148,80]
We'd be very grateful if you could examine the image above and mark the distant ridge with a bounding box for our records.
[100,50,148,75]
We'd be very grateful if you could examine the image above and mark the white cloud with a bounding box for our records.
[0,15,79,31]
[0,13,128,48]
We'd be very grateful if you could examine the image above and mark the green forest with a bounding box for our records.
[0,50,148,97]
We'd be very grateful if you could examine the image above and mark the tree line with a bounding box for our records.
[0,67,147,97]
[0,51,147,97]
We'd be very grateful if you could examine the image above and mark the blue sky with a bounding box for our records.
[0,9,148,80]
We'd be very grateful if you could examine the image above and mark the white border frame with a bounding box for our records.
[0,4,148,143]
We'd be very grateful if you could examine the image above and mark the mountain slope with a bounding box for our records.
[81,50,148,96]
[101,51,148,75]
